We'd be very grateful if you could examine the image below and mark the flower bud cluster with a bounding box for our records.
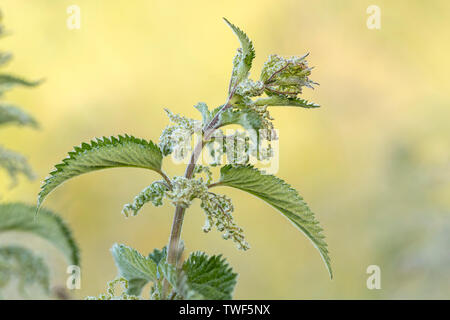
[159,109,202,158]
[166,176,208,208]
[260,54,317,97]
[193,164,213,184]
[235,78,264,97]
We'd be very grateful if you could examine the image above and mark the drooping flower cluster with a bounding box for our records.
[168,176,248,250]
[166,176,208,208]
[159,109,201,159]
[123,173,249,250]
[200,192,249,250]
[122,181,167,217]
[193,164,213,184]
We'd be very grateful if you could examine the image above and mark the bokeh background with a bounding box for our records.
[0,0,449,299]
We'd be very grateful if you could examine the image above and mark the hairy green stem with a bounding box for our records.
[162,88,237,298]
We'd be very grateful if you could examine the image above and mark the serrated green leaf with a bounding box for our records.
[158,259,178,289]
[157,252,236,300]
[252,96,320,108]
[224,18,255,91]
[157,259,203,300]
[0,202,80,266]
[0,74,41,95]
[182,251,237,300]
[217,165,332,278]
[37,135,163,210]
[0,52,12,66]
[220,108,264,131]
[0,103,38,128]
[0,145,34,186]
[111,244,158,296]
[0,245,50,296]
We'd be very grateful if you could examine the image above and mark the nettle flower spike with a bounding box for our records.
[166,176,208,208]
[122,181,167,217]
[159,109,201,158]
[200,192,249,251]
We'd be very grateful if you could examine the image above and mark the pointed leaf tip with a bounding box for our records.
[218,165,332,278]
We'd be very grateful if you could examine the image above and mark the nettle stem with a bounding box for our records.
[166,142,203,270]
[163,92,235,298]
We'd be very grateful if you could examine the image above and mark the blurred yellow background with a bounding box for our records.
[1,0,449,299]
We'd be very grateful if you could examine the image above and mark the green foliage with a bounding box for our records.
[215,105,265,131]
[0,146,34,187]
[109,245,236,300]
[37,135,164,210]
[0,246,50,296]
[223,18,255,92]
[216,165,332,278]
[111,244,158,296]
[0,11,80,300]
[148,246,167,265]
[38,18,331,300]
[0,203,80,266]
[0,203,79,298]
[0,74,41,96]
[182,252,237,300]
[0,52,12,66]
[251,95,320,108]
[0,11,40,189]
[156,251,237,300]
[0,103,38,128]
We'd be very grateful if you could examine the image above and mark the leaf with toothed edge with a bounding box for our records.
[251,96,320,108]
[158,251,237,300]
[0,52,13,66]
[0,145,35,186]
[0,245,51,295]
[37,135,163,210]
[223,18,255,91]
[216,165,332,279]
[0,202,80,266]
[182,251,237,300]
[0,74,42,95]
[111,244,158,296]
[0,103,38,128]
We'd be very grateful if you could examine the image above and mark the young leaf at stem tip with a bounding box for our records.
[223,18,255,93]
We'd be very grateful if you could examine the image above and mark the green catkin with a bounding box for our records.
[122,181,167,217]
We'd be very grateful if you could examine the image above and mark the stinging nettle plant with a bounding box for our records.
[37,18,332,300]
[0,11,79,299]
